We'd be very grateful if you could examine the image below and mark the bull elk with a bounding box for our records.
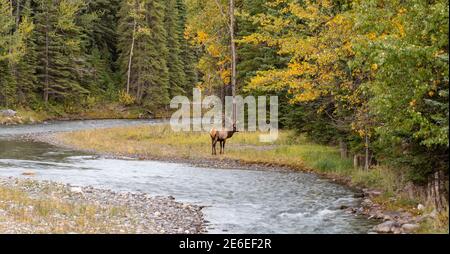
[209,123,238,155]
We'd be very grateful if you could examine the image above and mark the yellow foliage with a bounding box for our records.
[118,90,135,106]
[196,31,208,44]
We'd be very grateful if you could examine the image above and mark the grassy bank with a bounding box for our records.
[55,124,448,233]
[0,109,50,125]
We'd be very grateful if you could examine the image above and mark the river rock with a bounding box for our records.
[353,193,365,198]
[363,189,382,197]
[401,223,420,233]
[0,109,17,117]
[373,221,397,233]
[70,186,83,193]
[417,204,425,211]
[22,171,36,176]
[361,198,373,208]
[382,211,402,221]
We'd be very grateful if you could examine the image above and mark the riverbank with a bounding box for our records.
[0,104,148,125]
[0,177,205,234]
[48,124,448,234]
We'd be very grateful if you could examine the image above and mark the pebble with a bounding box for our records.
[70,187,83,193]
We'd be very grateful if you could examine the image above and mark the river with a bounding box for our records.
[0,120,376,234]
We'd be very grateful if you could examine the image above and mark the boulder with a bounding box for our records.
[401,223,420,233]
[0,109,17,117]
[361,198,374,208]
[373,221,397,233]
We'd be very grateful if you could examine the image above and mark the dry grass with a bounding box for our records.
[0,184,128,234]
[417,208,449,234]
[0,109,49,125]
[56,125,354,175]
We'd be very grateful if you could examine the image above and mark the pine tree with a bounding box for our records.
[13,0,37,105]
[176,0,197,95]
[84,0,120,97]
[0,0,35,107]
[237,0,287,86]
[0,0,15,107]
[34,0,89,103]
[117,0,170,110]
[165,0,186,97]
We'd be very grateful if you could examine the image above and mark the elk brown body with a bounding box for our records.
[209,124,238,155]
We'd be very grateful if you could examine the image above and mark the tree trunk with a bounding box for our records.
[127,18,137,95]
[339,139,348,159]
[364,133,370,171]
[14,0,22,103]
[427,171,449,211]
[229,0,236,124]
[15,0,20,27]
[43,10,49,103]
[353,154,365,169]
[8,0,17,106]
[221,74,225,128]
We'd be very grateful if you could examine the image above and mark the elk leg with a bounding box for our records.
[219,141,224,154]
[212,139,216,155]
[212,138,219,155]
[222,140,226,154]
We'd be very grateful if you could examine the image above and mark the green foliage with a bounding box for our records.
[1,0,193,112]
[33,0,91,102]
[352,0,449,182]
[165,0,186,97]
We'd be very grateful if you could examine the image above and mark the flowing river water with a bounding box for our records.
[0,120,377,234]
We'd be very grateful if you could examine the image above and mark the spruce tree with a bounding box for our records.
[0,0,15,107]
[0,0,35,107]
[176,0,197,95]
[13,0,37,105]
[118,0,170,110]
[165,0,186,97]
[34,0,89,103]
[84,0,120,97]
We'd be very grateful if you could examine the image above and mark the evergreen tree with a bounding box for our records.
[13,0,37,105]
[34,0,89,103]
[176,0,197,95]
[165,0,186,97]
[84,0,120,97]
[0,0,15,107]
[117,0,169,110]
[0,0,35,107]
[237,0,287,87]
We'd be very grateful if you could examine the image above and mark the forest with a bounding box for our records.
[0,0,449,211]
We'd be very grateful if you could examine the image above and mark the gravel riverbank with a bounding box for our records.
[0,177,205,234]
